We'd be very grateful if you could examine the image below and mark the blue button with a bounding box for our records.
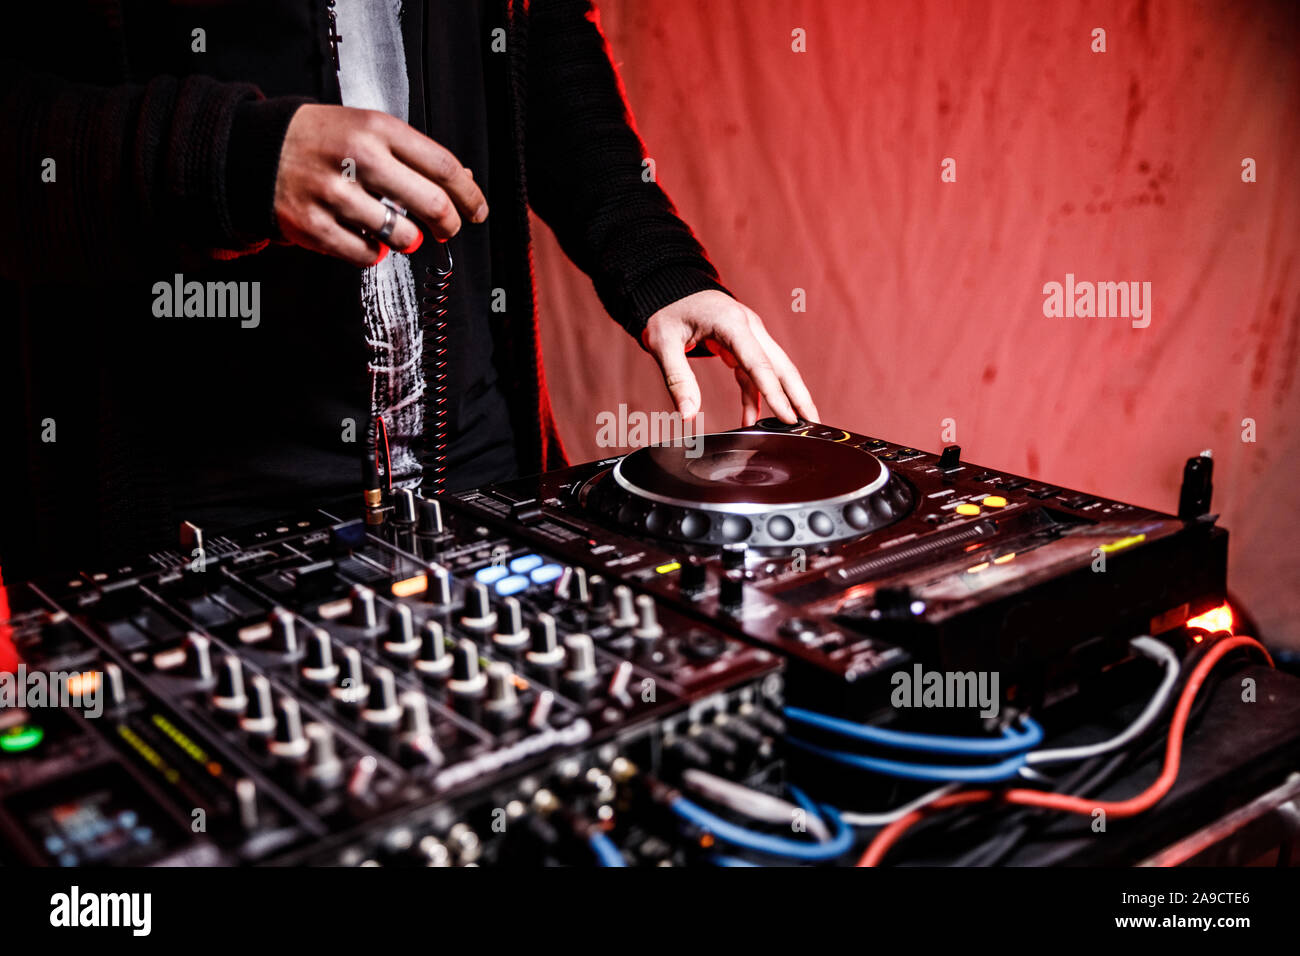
[529,564,563,585]
[475,565,509,585]
[509,554,544,574]
[495,575,530,596]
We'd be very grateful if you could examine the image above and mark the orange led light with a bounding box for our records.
[391,574,429,598]
[67,671,101,698]
[1187,603,1234,635]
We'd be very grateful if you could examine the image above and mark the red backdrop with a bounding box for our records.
[532,0,1300,648]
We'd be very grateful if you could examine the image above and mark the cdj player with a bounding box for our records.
[1,420,1295,868]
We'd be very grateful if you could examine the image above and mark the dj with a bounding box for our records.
[0,1,817,578]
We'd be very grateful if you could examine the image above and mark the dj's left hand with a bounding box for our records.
[642,291,820,427]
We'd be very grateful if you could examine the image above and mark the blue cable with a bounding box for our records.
[588,831,627,867]
[784,706,1044,755]
[786,735,1028,782]
[709,854,761,867]
[670,795,855,862]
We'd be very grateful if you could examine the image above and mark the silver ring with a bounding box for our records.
[375,202,398,245]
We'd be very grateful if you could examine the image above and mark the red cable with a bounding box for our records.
[375,416,392,493]
[858,634,1274,866]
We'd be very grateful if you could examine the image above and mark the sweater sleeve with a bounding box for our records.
[523,0,731,342]
[0,61,310,282]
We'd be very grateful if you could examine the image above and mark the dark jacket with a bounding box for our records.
[0,0,726,577]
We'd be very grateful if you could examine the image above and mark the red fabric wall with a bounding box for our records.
[532,0,1300,648]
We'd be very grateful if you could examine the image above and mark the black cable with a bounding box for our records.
[949,641,1248,866]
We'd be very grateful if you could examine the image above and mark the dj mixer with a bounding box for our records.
[0,420,1293,867]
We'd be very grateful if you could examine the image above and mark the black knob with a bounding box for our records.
[939,444,962,470]
[301,628,339,686]
[485,662,521,718]
[305,724,344,790]
[384,604,420,659]
[721,544,747,572]
[268,607,299,655]
[416,620,452,678]
[563,634,598,686]
[349,584,378,630]
[558,566,590,604]
[679,558,707,593]
[527,612,564,666]
[418,496,445,535]
[449,639,487,696]
[588,574,610,610]
[332,646,369,706]
[185,632,214,683]
[213,655,247,713]
[426,565,452,605]
[492,597,529,650]
[720,573,745,609]
[399,693,443,765]
[460,582,497,632]
[269,697,310,761]
[363,667,402,729]
[394,488,419,524]
[241,674,276,736]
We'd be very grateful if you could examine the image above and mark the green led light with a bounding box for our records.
[0,725,44,753]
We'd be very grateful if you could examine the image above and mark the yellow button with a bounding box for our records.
[982,495,1007,508]
[955,503,982,516]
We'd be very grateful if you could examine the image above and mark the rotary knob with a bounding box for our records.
[448,639,487,697]
[383,604,420,660]
[301,628,339,687]
[492,597,529,650]
[349,584,378,630]
[213,655,248,714]
[460,582,497,632]
[416,620,452,678]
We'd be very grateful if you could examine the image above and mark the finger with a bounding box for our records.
[306,212,385,268]
[711,323,797,423]
[750,319,821,422]
[361,157,462,240]
[646,326,702,420]
[385,122,487,221]
[330,184,423,255]
[735,367,760,427]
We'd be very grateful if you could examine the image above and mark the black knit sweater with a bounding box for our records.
[0,0,727,577]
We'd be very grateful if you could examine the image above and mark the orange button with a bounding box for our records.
[982,495,1007,508]
[955,503,982,516]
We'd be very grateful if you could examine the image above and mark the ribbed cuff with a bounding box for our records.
[619,264,732,347]
[226,95,315,242]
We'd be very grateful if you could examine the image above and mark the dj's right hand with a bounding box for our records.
[272,104,488,267]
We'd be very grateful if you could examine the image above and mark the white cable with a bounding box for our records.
[680,769,831,842]
[1025,636,1180,767]
[839,783,959,828]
